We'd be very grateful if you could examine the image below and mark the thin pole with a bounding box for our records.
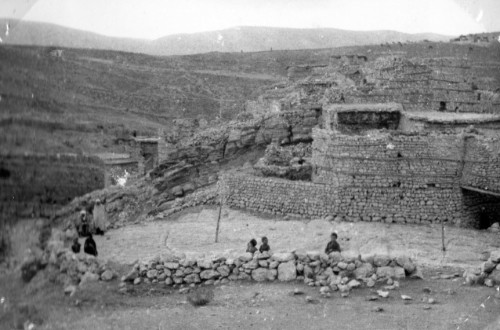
[215,200,222,243]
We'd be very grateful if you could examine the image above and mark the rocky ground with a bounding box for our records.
[1,268,499,330]
[2,208,500,330]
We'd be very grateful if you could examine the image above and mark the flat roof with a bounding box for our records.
[404,111,500,124]
[325,103,403,113]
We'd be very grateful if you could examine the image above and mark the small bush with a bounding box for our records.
[187,287,214,307]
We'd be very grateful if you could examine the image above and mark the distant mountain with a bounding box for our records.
[0,19,451,56]
[0,19,148,53]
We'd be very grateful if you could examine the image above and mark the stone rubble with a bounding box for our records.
[466,249,500,286]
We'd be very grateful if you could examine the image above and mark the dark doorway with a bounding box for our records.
[439,101,447,111]
[0,168,10,179]
[462,188,500,229]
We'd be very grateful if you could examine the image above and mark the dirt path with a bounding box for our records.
[94,208,500,269]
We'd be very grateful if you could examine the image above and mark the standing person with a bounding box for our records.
[93,198,108,235]
[246,239,257,254]
[259,236,270,253]
[325,232,341,254]
[78,209,90,237]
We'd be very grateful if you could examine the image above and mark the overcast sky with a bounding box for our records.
[1,0,499,39]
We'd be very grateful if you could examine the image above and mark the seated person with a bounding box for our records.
[325,232,341,254]
[246,238,258,254]
[259,236,270,253]
[71,237,81,254]
[84,234,98,257]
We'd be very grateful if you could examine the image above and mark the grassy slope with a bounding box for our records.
[1,41,499,155]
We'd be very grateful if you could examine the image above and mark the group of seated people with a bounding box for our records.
[246,232,341,255]
[246,236,270,254]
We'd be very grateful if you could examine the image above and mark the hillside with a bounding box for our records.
[1,19,450,56]
[1,40,500,156]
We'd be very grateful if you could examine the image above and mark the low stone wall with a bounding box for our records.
[0,153,105,219]
[123,250,418,292]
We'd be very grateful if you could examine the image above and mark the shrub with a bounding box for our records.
[187,287,214,307]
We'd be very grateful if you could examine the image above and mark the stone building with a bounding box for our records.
[225,104,500,229]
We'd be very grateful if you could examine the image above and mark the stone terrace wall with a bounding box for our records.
[226,174,335,217]
[461,136,500,194]
[0,153,105,219]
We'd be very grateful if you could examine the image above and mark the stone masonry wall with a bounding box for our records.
[461,136,500,194]
[311,129,469,224]
[224,129,500,226]
[0,153,105,219]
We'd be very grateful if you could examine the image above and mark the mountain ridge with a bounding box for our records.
[0,19,451,56]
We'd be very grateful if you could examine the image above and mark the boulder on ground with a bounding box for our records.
[238,253,253,262]
[200,270,219,280]
[376,266,395,279]
[196,259,213,269]
[272,252,294,262]
[490,250,500,264]
[482,260,497,273]
[488,269,500,285]
[374,255,391,267]
[278,261,297,281]
[394,267,406,279]
[251,268,272,282]
[329,252,342,263]
[347,279,361,289]
[354,263,374,279]
[79,272,99,287]
[184,273,201,284]
[100,270,114,281]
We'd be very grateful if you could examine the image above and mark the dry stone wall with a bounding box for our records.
[125,250,418,291]
[0,153,105,219]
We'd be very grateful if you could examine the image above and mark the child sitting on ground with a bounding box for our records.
[325,232,341,254]
[246,238,257,254]
[259,236,270,253]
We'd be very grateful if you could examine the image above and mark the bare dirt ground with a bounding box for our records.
[1,269,499,330]
[95,208,500,270]
[2,208,500,330]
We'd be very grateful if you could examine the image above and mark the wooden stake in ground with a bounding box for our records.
[215,174,228,243]
[215,200,223,243]
[441,217,446,252]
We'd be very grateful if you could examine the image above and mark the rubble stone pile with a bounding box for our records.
[20,229,115,291]
[123,250,419,292]
[465,250,500,287]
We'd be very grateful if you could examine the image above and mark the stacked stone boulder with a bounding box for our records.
[124,250,418,291]
[465,250,500,287]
